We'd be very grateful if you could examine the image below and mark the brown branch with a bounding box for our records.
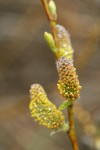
[41,0,51,21]
[67,104,79,150]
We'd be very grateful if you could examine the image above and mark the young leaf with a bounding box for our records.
[59,100,72,110]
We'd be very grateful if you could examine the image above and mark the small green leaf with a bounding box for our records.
[59,100,72,110]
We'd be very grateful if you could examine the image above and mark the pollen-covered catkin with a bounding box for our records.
[56,56,81,100]
[29,84,65,129]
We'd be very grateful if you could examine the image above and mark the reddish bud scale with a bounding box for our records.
[56,56,81,100]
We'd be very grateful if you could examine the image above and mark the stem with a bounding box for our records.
[50,21,59,49]
[41,0,60,49]
[41,0,51,21]
[67,104,79,150]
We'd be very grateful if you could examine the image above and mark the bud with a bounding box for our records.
[44,32,56,53]
[29,84,65,129]
[48,0,57,19]
[56,57,81,100]
[55,24,74,60]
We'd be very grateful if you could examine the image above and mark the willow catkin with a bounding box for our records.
[29,84,65,129]
[56,56,81,100]
[55,24,74,60]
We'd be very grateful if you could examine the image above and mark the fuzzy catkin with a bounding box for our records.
[56,56,81,100]
[29,84,65,129]
[55,24,74,60]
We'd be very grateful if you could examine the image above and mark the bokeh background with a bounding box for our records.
[0,0,100,150]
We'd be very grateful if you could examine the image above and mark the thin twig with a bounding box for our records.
[67,104,79,150]
[41,0,51,20]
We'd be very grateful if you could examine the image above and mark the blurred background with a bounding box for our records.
[0,0,100,150]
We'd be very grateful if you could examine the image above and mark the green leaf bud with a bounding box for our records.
[48,0,57,18]
[44,32,56,53]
